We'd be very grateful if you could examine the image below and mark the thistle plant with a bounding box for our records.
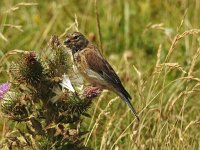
[0,35,100,150]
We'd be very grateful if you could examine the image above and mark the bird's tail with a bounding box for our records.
[117,87,140,122]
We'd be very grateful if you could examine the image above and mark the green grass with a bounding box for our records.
[1,0,200,149]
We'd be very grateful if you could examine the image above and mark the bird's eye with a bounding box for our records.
[74,35,79,40]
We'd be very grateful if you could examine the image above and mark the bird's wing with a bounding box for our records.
[83,47,122,87]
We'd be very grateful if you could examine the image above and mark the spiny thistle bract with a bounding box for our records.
[10,52,44,85]
[0,36,100,150]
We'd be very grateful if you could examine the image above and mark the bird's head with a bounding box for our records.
[64,32,89,54]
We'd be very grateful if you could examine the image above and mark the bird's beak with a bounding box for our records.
[64,38,70,45]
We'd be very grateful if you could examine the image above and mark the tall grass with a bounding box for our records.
[1,0,200,149]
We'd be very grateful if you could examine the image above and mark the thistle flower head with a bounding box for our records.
[60,74,75,93]
[18,52,43,84]
[83,86,102,99]
[24,52,37,64]
[0,83,10,100]
[48,35,60,49]
[1,91,17,112]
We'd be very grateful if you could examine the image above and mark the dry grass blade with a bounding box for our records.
[155,63,186,74]
[110,118,137,150]
[100,114,115,150]
[86,90,108,134]
[94,0,103,53]
[0,49,27,61]
[74,14,79,31]
[143,23,164,34]
[35,13,58,50]
[3,24,24,32]
[0,32,8,42]
[59,16,79,40]
[183,76,200,82]
[156,44,162,67]
[0,49,28,71]
[16,2,38,6]
[147,45,162,101]
[188,47,200,76]
[5,6,19,13]
[133,65,142,80]
[4,2,38,14]
[107,109,130,145]
[165,29,200,62]
[59,23,76,39]
[166,91,184,113]
[177,9,188,32]
[140,75,200,119]
[84,97,118,146]
[184,120,196,133]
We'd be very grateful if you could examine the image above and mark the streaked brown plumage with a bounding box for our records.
[64,32,139,121]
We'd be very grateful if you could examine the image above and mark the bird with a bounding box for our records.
[64,32,139,121]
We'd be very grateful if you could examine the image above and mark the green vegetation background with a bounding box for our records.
[0,0,200,149]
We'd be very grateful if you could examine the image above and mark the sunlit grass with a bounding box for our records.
[1,0,200,149]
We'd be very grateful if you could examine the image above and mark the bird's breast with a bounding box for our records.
[74,52,108,86]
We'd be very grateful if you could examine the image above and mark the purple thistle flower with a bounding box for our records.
[0,83,10,100]
[83,86,102,99]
